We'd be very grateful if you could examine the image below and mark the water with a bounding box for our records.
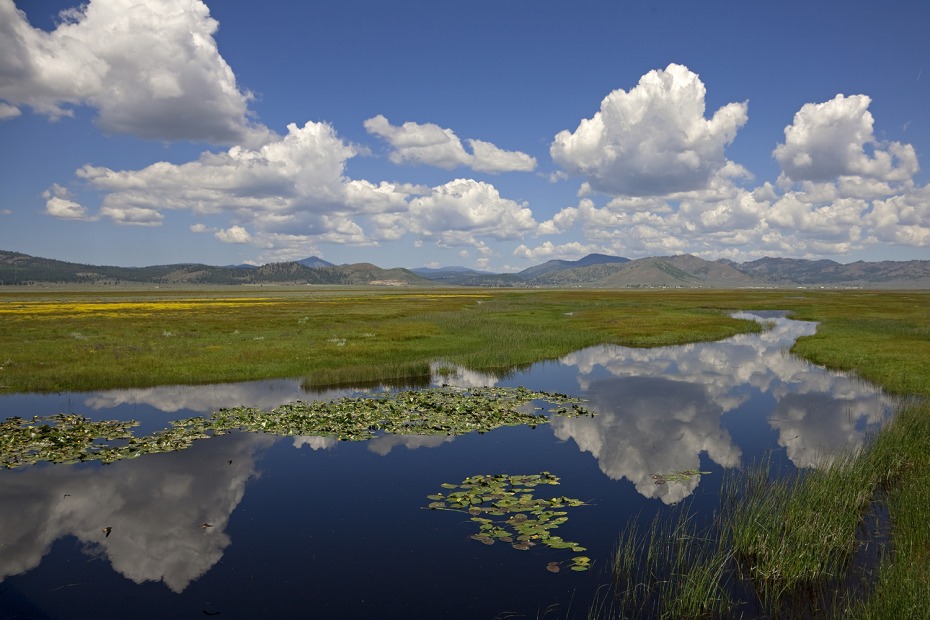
[0,314,893,618]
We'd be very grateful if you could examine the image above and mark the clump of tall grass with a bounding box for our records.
[847,399,930,618]
[721,448,885,612]
[606,398,929,618]
[612,509,733,619]
[723,399,929,614]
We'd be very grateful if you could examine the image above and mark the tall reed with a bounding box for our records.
[606,398,930,617]
[612,508,733,619]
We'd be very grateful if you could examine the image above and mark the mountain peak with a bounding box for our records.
[297,256,334,269]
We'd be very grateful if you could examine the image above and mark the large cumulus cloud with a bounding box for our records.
[519,75,930,262]
[73,121,362,241]
[0,0,270,146]
[550,63,748,196]
[773,94,918,184]
[406,179,536,240]
[57,120,538,262]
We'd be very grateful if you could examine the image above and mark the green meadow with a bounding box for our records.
[0,287,771,393]
[1,286,928,616]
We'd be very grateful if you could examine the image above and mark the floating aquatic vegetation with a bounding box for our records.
[2,387,591,468]
[650,469,711,485]
[0,414,138,468]
[425,472,592,572]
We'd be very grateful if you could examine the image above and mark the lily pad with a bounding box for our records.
[651,470,712,484]
[424,471,590,570]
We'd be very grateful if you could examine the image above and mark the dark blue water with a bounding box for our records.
[0,314,892,618]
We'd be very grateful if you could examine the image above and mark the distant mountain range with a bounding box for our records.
[2,249,929,289]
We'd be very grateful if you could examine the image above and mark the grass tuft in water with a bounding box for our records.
[612,509,733,619]
[605,398,930,618]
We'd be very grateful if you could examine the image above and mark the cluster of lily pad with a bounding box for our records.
[650,469,711,485]
[0,413,214,468]
[2,387,592,468]
[211,386,590,441]
[426,472,592,572]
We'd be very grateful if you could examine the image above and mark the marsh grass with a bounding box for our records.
[847,399,930,619]
[0,288,765,393]
[722,450,884,613]
[606,398,930,618]
[612,508,733,619]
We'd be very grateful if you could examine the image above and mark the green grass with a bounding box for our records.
[607,399,930,618]
[612,510,733,619]
[847,400,930,619]
[0,288,764,393]
[722,449,889,613]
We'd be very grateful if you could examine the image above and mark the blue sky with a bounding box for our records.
[1,0,928,270]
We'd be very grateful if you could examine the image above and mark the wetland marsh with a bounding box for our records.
[1,288,928,618]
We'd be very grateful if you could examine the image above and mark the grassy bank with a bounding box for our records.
[4,287,925,395]
[606,398,930,619]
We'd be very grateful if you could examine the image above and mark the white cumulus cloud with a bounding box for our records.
[529,76,930,262]
[364,114,536,173]
[44,196,89,220]
[42,184,91,220]
[773,94,919,184]
[77,121,358,219]
[550,63,748,196]
[868,187,930,245]
[215,225,252,244]
[0,0,270,146]
[50,119,539,260]
[406,178,537,241]
[0,101,21,119]
[100,205,164,226]
[513,241,600,261]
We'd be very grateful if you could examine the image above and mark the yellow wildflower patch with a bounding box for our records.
[0,297,277,318]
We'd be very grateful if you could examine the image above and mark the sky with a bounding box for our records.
[1,0,928,271]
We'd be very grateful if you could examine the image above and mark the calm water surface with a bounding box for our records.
[0,313,892,618]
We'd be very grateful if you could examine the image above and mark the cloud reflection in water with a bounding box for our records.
[0,433,274,592]
[553,313,891,502]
